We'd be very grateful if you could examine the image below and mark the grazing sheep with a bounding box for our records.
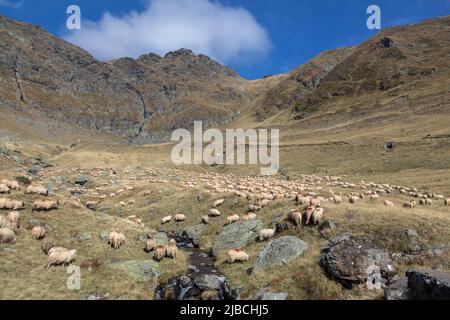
[403,201,416,208]
[145,238,157,252]
[384,200,395,207]
[161,215,172,224]
[109,231,125,249]
[0,198,25,210]
[0,184,11,194]
[370,194,380,200]
[31,199,58,211]
[154,245,166,261]
[332,195,342,204]
[303,205,316,225]
[259,199,270,208]
[7,211,20,226]
[31,225,46,239]
[259,228,275,241]
[1,179,20,190]
[243,212,257,221]
[226,214,240,225]
[227,249,249,263]
[26,185,49,196]
[165,239,177,259]
[310,196,321,206]
[445,198,450,206]
[248,204,262,212]
[311,207,324,225]
[419,198,432,206]
[209,209,221,217]
[46,248,77,269]
[0,227,16,243]
[289,209,302,226]
[296,195,310,205]
[174,213,187,222]
[201,215,209,224]
[212,199,225,208]
[41,236,54,255]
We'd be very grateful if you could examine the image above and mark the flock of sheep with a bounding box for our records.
[1,167,449,271]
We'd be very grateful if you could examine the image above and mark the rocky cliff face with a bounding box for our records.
[0,15,248,143]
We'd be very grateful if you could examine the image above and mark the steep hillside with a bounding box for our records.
[0,15,249,144]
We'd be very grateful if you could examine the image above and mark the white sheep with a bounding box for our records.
[226,214,240,225]
[161,215,172,224]
[209,209,221,217]
[174,213,187,222]
[212,199,225,208]
[227,249,249,263]
[31,225,46,239]
[0,198,25,210]
[0,184,11,194]
[259,228,275,241]
[26,185,49,196]
[0,227,16,243]
[109,231,125,249]
[46,248,77,269]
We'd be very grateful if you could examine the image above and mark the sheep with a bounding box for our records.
[259,228,275,241]
[248,204,262,212]
[31,199,58,211]
[243,212,257,221]
[209,209,221,217]
[370,194,380,200]
[311,207,324,225]
[419,198,432,206]
[201,215,209,224]
[445,198,450,206]
[31,225,46,239]
[295,195,310,205]
[1,179,20,190]
[289,209,302,226]
[0,227,16,243]
[403,201,416,208]
[145,238,157,252]
[226,214,240,225]
[41,236,54,255]
[303,205,316,225]
[46,248,77,269]
[165,239,177,259]
[0,198,25,210]
[174,213,187,222]
[154,245,166,261]
[0,184,11,194]
[212,199,224,208]
[109,231,125,249]
[26,185,49,196]
[161,215,172,224]
[259,199,270,208]
[227,249,249,263]
[0,215,17,230]
[310,196,321,206]
[7,211,20,226]
[384,200,395,207]
[332,195,342,204]
[349,196,359,204]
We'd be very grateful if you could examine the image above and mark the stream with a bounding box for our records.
[155,234,236,300]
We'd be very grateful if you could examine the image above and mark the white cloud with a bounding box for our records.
[0,0,24,9]
[63,0,270,64]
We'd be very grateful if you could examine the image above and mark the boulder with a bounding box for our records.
[110,260,160,282]
[212,220,263,256]
[253,236,308,274]
[27,219,53,231]
[406,269,450,300]
[182,224,207,247]
[319,219,337,231]
[319,233,397,288]
[153,232,168,246]
[74,175,90,186]
[384,277,409,300]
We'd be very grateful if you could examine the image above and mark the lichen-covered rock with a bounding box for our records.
[406,269,450,300]
[212,220,263,256]
[384,277,409,300]
[319,233,397,288]
[110,260,160,282]
[182,224,207,247]
[253,236,308,274]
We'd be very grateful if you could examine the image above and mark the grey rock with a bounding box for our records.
[74,175,90,186]
[28,165,41,175]
[194,274,226,291]
[319,233,397,288]
[253,236,308,274]
[406,269,450,300]
[110,260,160,282]
[182,224,207,247]
[231,196,239,206]
[99,231,111,242]
[384,277,409,300]
[76,232,92,242]
[153,232,168,246]
[259,292,289,300]
[319,219,337,231]
[212,220,263,256]
[27,219,53,231]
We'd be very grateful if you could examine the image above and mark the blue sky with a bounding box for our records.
[1,0,449,79]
